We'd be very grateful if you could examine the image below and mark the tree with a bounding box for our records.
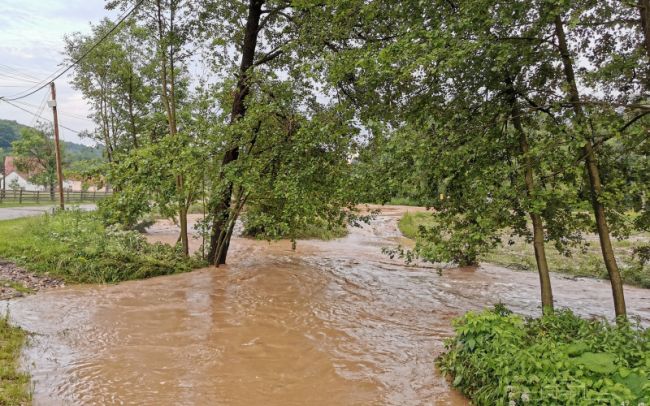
[11,123,63,197]
[198,0,361,265]
[313,0,648,317]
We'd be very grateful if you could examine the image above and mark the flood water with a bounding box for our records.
[7,206,650,405]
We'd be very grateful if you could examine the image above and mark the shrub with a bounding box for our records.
[438,306,650,405]
[0,209,202,283]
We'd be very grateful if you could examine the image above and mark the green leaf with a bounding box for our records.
[573,352,617,374]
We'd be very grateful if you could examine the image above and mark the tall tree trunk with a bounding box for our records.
[507,80,554,314]
[157,0,188,256]
[100,89,114,163]
[639,0,650,57]
[127,74,138,150]
[638,0,650,91]
[554,14,627,318]
[207,0,264,265]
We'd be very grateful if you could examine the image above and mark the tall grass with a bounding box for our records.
[0,209,203,284]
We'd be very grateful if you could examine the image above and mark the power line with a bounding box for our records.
[0,0,145,102]
[0,72,39,84]
[14,99,89,121]
[0,98,87,137]
[29,93,49,128]
[0,64,44,82]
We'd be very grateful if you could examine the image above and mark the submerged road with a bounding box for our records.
[0,204,96,221]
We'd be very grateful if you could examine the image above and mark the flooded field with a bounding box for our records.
[7,206,650,405]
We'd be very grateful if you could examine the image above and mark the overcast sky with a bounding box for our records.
[0,0,119,146]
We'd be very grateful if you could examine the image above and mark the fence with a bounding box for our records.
[0,189,113,205]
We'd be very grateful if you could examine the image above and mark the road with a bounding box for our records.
[0,204,96,221]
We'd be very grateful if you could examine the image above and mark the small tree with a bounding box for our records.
[11,123,64,198]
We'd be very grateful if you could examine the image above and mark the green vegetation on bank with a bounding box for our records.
[438,307,650,405]
[242,215,348,241]
[0,209,202,284]
[398,211,650,287]
[398,211,437,240]
[0,315,30,405]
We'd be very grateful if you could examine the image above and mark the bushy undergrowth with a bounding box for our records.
[399,212,650,286]
[438,306,650,405]
[242,212,348,241]
[0,209,202,283]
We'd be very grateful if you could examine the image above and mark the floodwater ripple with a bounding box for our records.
[7,206,650,405]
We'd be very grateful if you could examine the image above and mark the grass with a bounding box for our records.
[398,211,437,239]
[398,211,650,287]
[0,316,30,405]
[0,280,33,295]
[290,221,348,240]
[0,209,203,284]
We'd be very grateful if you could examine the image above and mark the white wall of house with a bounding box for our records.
[0,172,47,192]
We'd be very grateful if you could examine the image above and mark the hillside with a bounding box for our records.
[0,119,103,162]
[0,120,22,150]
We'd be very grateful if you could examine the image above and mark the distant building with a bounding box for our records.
[1,156,108,193]
[64,180,108,193]
[1,156,46,191]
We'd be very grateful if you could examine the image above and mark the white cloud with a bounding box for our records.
[0,0,119,145]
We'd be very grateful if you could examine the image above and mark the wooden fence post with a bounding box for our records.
[19,189,23,204]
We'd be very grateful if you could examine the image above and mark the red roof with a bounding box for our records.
[4,156,16,175]
[3,156,40,179]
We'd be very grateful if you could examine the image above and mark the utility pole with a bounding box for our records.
[49,82,65,210]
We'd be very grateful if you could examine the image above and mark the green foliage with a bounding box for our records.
[398,211,436,239]
[98,191,152,230]
[401,211,650,286]
[62,141,103,163]
[0,315,30,405]
[396,211,499,266]
[243,209,348,241]
[439,307,650,405]
[0,210,202,284]
[11,124,60,190]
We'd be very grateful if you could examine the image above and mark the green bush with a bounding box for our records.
[0,209,202,283]
[438,306,650,405]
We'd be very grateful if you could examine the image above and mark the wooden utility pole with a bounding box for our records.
[49,82,65,210]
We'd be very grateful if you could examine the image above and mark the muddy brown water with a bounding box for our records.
[6,206,650,405]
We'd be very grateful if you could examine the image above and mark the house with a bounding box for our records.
[1,156,47,191]
[1,156,109,193]
[65,180,109,193]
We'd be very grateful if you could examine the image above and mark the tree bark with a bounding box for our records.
[127,74,138,150]
[507,81,554,314]
[554,14,627,318]
[157,0,189,256]
[639,0,650,58]
[207,0,264,265]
